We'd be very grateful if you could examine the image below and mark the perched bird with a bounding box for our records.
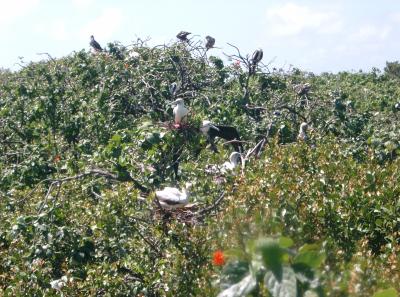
[172,99,189,124]
[394,102,400,111]
[205,35,215,50]
[169,82,179,97]
[250,48,263,74]
[251,49,263,65]
[155,183,192,209]
[176,31,191,42]
[297,122,308,141]
[200,120,243,153]
[294,83,311,97]
[89,35,103,52]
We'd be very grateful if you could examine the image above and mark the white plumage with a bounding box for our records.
[206,152,241,175]
[155,183,192,209]
[200,120,220,135]
[298,122,308,141]
[172,98,189,124]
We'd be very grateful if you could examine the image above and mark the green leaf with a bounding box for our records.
[372,288,398,297]
[264,266,297,297]
[294,251,325,269]
[256,238,284,280]
[279,237,294,248]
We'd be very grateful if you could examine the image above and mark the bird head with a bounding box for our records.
[200,120,219,134]
[300,122,308,132]
[171,98,184,106]
[229,152,241,165]
[90,35,95,40]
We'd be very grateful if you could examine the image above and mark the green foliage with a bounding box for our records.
[0,37,399,296]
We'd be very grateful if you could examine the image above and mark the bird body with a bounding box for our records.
[155,183,192,209]
[177,31,191,42]
[250,49,263,74]
[298,122,308,141]
[200,120,243,153]
[205,152,241,176]
[172,99,189,124]
[90,35,103,52]
[205,36,215,49]
[251,49,263,65]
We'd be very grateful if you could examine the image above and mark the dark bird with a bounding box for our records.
[294,83,311,97]
[200,120,243,153]
[90,35,103,52]
[251,49,263,65]
[169,82,179,97]
[250,48,263,74]
[176,31,191,42]
[205,36,215,50]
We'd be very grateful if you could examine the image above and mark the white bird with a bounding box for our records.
[155,183,192,209]
[298,122,308,141]
[172,98,189,124]
[206,152,242,175]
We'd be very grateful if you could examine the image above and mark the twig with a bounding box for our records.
[195,191,225,217]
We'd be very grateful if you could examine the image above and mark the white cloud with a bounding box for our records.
[79,8,124,41]
[50,20,69,41]
[0,0,40,26]
[265,3,342,36]
[71,0,95,10]
[351,24,392,41]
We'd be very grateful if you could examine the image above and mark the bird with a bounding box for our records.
[394,102,400,110]
[297,122,308,141]
[250,49,263,74]
[205,36,215,50]
[176,31,191,42]
[169,82,179,97]
[155,183,192,209]
[89,35,103,52]
[172,99,189,125]
[200,120,243,153]
[294,83,311,97]
[209,152,242,174]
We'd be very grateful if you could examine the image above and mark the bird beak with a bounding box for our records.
[170,100,178,105]
[210,124,219,131]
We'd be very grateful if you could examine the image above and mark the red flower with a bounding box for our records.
[53,155,61,163]
[212,250,225,266]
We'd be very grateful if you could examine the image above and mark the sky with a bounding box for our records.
[1,0,400,73]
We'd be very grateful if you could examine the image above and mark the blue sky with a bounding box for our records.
[1,0,400,73]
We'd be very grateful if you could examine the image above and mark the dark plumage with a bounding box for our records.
[251,49,263,65]
[200,120,243,153]
[205,36,215,50]
[250,48,263,75]
[176,31,191,42]
[90,35,103,52]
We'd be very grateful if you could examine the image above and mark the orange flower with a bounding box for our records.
[212,250,225,266]
[53,154,61,163]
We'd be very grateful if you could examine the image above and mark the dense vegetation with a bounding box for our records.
[0,37,399,296]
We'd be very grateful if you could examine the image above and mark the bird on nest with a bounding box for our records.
[155,183,192,209]
[171,98,189,127]
[297,122,308,141]
[206,152,242,175]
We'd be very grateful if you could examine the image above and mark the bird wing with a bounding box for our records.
[156,188,184,202]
